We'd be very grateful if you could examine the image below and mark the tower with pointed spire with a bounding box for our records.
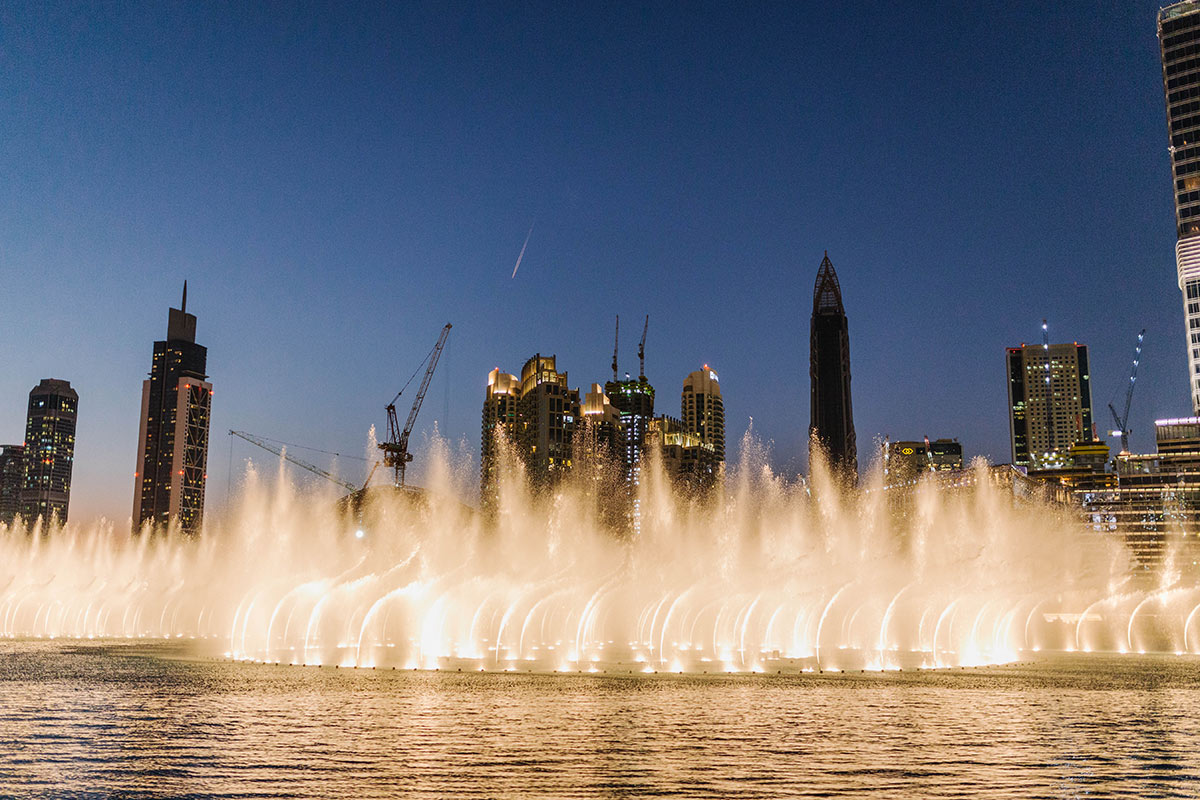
[133,283,212,533]
[810,253,857,479]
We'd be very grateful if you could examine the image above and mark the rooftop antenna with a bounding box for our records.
[638,314,648,380]
[181,280,188,313]
[611,315,620,382]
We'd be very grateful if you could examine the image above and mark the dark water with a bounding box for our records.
[2,641,1200,798]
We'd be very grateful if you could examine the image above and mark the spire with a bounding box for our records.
[813,253,844,315]
[181,280,188,313]
[611,315,620,382]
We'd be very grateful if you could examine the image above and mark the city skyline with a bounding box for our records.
[0,2,1182,521]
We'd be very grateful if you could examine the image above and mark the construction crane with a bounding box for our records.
[229,429,377,494]
[638,314,648,380]
[1108,329,1146,454]
[1040,319,1053,462]
[611,315,620,381]
[380,323,452,486]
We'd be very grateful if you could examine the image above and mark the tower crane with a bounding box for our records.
[611,315,620,381]
[638,314,648,380]
[229,429,378,494]
[380,323,452,486]
[1039,319,1053,464]
[1108,329,1146,454]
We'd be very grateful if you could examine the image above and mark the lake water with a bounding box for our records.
[2,640,1199,798]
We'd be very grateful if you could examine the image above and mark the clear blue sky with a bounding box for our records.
[0,1,1181,520]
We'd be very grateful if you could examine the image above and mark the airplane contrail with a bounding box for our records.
[511,222,534,278]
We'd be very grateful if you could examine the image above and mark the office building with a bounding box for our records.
[1006,340,1095,469]
[882,438,964,485]
[810,253,857,477]
[133,284,212,533]
[0,444,26,526]
[882,440,928,484]
[928,438,964,471]
[1075,417,1200,579]
[1160,3,1200,412]
[19,379,78,523]
[682,367,724,464]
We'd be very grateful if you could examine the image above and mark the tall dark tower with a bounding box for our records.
[809,253,857,478]
[133,283,212,533]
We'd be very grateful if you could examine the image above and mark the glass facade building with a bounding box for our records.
[19,379,78,524]
[1160,2,1200,412]
[809,253,856,478]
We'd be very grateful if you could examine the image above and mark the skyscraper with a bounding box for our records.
[809,253,857,477]
[0,444,26,526]
[681,367,724,464]
[1159,3,1200,413]
[1006,341,1094,469]
[19,379,78,523]
[133,284,212,533]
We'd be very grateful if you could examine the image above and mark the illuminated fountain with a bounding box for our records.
[0,431,1192,672]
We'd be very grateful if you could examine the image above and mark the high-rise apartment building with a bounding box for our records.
[682,367,725,465]
[133,284,212,533]
[480,355,582,499]
[1160,3,1200,412]
[481,368,520,507]
[19,379,78,523]
[517,354,580,488]
[0,444,26,526]
[810,253,856,477]
[1006,341,1095,469]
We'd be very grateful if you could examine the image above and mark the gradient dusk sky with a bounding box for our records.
[0,2,1181,521]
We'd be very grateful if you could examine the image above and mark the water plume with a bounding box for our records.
[0,430,1192,672]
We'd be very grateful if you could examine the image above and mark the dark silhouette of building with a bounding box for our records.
[0,444,26,526]
[1160,4,1200,412]
[19,379,78,523]
[809,253,857,478]
[133,283,212,533]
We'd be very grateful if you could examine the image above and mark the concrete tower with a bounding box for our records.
[809,253,857,478]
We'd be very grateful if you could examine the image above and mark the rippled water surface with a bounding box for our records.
[3,641,1200,798]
